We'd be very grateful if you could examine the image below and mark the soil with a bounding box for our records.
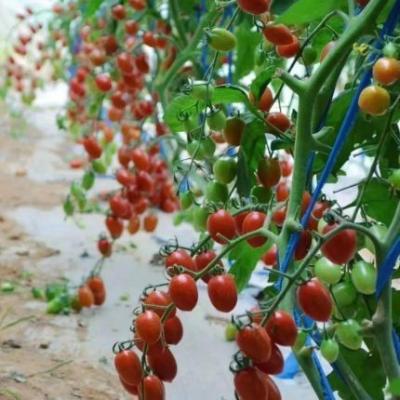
[0,105,126,400]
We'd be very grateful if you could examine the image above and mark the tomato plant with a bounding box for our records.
[6,0,400,398]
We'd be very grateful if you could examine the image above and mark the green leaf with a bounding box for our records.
[234,23,262,81]
[359,178,398,227]
[276,0,341,25]
[229,241,270,292]
[328,347,385,400]
[250,66,279,100]
[389,378,400,396]
[237,120,266,197]
[85,0,104,17]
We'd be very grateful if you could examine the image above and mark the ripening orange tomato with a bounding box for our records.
[372,57,400,86]
[358,85,390,115]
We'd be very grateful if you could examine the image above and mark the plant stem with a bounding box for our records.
[169,0,187,47]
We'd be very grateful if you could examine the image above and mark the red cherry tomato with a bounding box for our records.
[144,290,176,319]
[242,211,267,248]
[135,310,162,344]
[297,278,333,322]
[207,274,237,312]
[147,347,177,382]
[255,342,284,375]
[207,210,237,244]
[165,249,196,273]
[237,0,270,15]
[294,230,312,261]
[262,245,277,267]
[138,375,165,400]
[234,367,268,400]
[105,215,124,239]
[163,316,183,345]
[263,24,293,45]
[266,310,298,346]
[258,158,281,188]
[276,35,300,58]
[114,350,142,386]
[169,273,198,311]
[266,112,291,134]
[321,223,357,264]
[236,323,272,363]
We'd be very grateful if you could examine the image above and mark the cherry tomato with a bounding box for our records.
[242,211,267,248]
[119,377,138,395]
[276,182,289,202]
[332,280,357,308]
[208,28,236,52]
[109,195,132,219]
[234,211,249,235]
[263,24,293,45]
[207,109,227,131]
[351,261,376,295]
[276,35,300,58]
[224,117,245,146]
[138,375,165,400]
[258,86,274,112]
[262,245,277,267]
[266,112,291,134]
[297,278,332,322]
[87,276,105,294]
[314,257,342,284]
[95,74,112,92]
[320,339,339,363]
[165,249,196,273]
[144,290,176,319]
[266,310,298,346]
[358,85,390,115]
[193,206,209,231]
[194,250,221,283]
[237,0,270,15]
[114,350,142,386]
[272,207,286,226]
[236,323,272,363]
[258,158,281,188]
[255,342,284,374]
[135,310,162,345]
[321,223,357,264]
[207,210,237,244]
[147,347,177,382]
[265,376,282,400]
[372,57,400,85]
[144,214,158,232]
[205,181,229,203]
[169,273,198,311]
[128,214,141,234]
[105,215,124,238]
[112,4,126,19]
[207,274,237,312]
[97,238,112,257]
[336,319,362,350]
[78,285,94,307]
[163,316,183,345]
[132,148,150,171]
[213,158,237,184]
[294,230,312,260]
[83,136,102,159]
[279,160,293,177]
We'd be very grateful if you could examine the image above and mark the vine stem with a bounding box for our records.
[169,0,188,47]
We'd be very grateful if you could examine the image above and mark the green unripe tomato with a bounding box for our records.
[207,109,227,131]
[251,185,272,203]
[302,45,317,66]
[225,323,238,341]
[320,339,339,363]
[184,116,198,133]
[314,257,342,285]
[388,169,400,190]
[383,42,398,59]
[332,280,357,308]
[191,81,214,101]
[205,181,229,203]
[208,28,237,52]
[180,192,193,210]
[351,261,377,295]
[213,158,237,184]
[336,319,362,350]
[365,224,387,253]
[192,206,209,231]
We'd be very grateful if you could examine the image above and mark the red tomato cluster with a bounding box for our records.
[78,276,106,308]
[233,309,297,399]
[114,245,238,397]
